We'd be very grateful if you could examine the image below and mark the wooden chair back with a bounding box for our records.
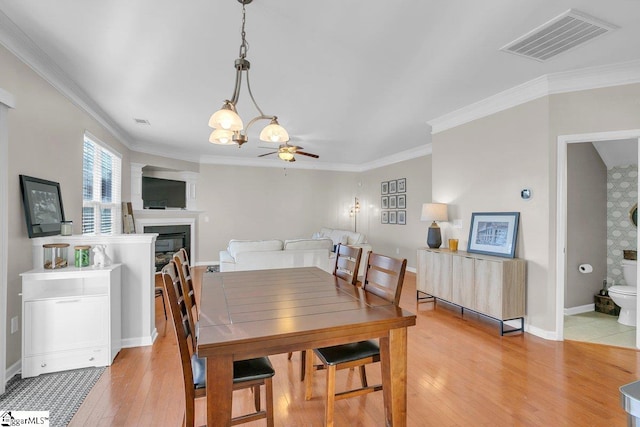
[333,244,363,286]
[363,253,407,305]
[162,260,199,427]
[173,250,197,326]
[162,261,196,349]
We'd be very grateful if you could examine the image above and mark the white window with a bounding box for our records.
[82,133,121,234]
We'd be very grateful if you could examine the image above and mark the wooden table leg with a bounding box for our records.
[206,353,233,427]
[380,327,408,427]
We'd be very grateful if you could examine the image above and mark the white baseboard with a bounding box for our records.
[564,304,594,316]
[406,266,416,274]
[121,335,154,348]
[5,359,21,384]
[526,324,561,341]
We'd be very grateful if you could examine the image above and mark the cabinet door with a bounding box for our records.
[432,252,452,301]
[24,295,109,356]
[452,255,474,307]
[474,259,503,318]
[416,250,431,294]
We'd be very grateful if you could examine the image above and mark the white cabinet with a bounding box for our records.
[21,264,121,378]
[417,248,525,335]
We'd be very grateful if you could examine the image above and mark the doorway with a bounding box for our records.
[557,130,640,348]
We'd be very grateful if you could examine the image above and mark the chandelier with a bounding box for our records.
[208,0,289,147]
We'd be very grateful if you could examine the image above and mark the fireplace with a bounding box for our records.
[144,225,191,271]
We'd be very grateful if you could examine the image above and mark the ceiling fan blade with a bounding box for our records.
[258,151,277,157]
[296,151,319,158]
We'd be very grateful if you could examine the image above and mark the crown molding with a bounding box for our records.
[0,87,15,108]
[0,10,132,148]
[428,59,640,134]
[357,144,432,172]
[198,154,358,172]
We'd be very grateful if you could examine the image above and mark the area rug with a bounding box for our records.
[0,367,105,426]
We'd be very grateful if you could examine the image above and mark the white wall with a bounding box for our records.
[0,44,131,370]
[432,83,640,336]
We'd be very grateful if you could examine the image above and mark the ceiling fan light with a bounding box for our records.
[209,105,243,131]
[278,151,294,161]
[209,129,236,145]
[259,121,289,143]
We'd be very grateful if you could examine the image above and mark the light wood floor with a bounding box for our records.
[70,270,640,426]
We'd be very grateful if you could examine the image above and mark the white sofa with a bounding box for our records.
[219,228,372,276]
[219,238,335,272]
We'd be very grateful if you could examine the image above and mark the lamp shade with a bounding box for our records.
[259,121,289,143]
[209,129,235,145]
[420,203,448,222]
[209,107,243,131]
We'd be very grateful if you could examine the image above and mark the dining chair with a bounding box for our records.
[173,249,198,330]
[333,243,363,286]
[162,260,275,426]
[304,252,407,427]
[288,244,364,381]
[154,272,167,320]
[162,262,196,348]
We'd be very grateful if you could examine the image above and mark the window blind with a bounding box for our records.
[82,133,121,235]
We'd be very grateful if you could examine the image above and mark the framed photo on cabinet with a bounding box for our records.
[467,212,520,258]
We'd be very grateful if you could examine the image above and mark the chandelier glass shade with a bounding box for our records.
[208,0,288,147]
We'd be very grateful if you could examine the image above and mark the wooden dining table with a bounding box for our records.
[196,266,416,426]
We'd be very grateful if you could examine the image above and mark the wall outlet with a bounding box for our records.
[10,316,18,334]
[453,219,463,229]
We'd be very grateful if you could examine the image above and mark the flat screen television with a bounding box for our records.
[142,176,186,209]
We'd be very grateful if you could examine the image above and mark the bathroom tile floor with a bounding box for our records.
[564,311,636,348]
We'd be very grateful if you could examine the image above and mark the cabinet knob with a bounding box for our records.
[40,363,46,367]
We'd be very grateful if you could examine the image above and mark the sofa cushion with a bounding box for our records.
[284,238,333,251]
[227,239,284,259]
[319,228,365,245]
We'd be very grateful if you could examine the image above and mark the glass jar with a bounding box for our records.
[60,221,73,236]
[74,245,91,268]
[43,243,69,269]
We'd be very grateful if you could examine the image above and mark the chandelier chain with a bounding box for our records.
[239,2,249,59]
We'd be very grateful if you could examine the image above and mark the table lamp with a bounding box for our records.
[420,203,448,248]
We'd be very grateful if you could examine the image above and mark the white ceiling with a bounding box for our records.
[1,1,640,169]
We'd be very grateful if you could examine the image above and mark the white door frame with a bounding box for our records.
[0,87,15,393]
[556,129,640,346]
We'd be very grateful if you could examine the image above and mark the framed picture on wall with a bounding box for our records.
[389,180,397,194]
[381,211,389,224]
[389,211,397,224]
[389,195,397,209]
[381,181,389,195]
[19,175,65,238]
[381,196,389,209]
[397,178,406,193]
[467,212,520,258]
[398,211,406,225]
[397,194,406,209]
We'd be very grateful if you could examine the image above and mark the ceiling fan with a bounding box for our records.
[258,143,319,162]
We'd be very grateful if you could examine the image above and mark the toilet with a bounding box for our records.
[608,259,637,326]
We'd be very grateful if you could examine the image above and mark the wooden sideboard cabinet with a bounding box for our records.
[417,248,525,335]
[21,264,122,378]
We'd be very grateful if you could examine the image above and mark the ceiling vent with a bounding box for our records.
[501,9,618,62]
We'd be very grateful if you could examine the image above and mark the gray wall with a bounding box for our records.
[566,143,607,308]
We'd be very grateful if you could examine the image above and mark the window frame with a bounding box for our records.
[82,131,122,235]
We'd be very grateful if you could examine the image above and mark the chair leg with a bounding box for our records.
[253,384,261,411]
[359,365,368,387]
[265,377,274,427]
[325,364,336,427]
[161,292,167,320]
[304,350,315,400]
[300,350,306,381]
[287,352,293,360]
